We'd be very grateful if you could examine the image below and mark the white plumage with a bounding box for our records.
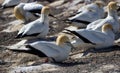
[65,24,115,48]
[2,0,20,8]
[14,2,43,23]
[68,1,105,27]
[25,34,73,62]
[86,1,120,33]
[16,6,49,39]
[1,0,35,8]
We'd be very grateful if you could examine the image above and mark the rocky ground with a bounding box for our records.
[0,0,120,73]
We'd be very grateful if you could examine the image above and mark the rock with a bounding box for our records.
[2,20,24,32]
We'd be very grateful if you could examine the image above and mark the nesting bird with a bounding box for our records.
[65,24,115,48]
[68,1,105,27]
[1,0,37,8]
[14,34,73,62]
[86,1,120,33]
[16,6,50,39]
[14,2,44,23]
[1,0,20,8]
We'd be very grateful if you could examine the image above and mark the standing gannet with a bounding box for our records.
[68,1,105,27]
[14,35,73,62]
[16,6,50,39]
[65,24,115,48]
[86,1,120,33]
[14,2,44,23]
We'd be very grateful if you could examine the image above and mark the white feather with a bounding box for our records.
[15,2,43,22]
[69,2,104,27]
[86,2,120,33]
[71,28,115,48]
[17,13,49,38]
[2,0,20,7]
[27,41,72,62]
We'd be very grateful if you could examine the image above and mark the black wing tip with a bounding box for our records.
[1,5,5,9]
[25,44,47,57]
[15,33,24,39]
[68,19,91,24]
[64,29,74,33]
[64,29,96,45]
[25,44,32,48]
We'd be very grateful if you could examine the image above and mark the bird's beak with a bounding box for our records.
[49,14,58,19]
[67,41,76,50]
[70,43,76,50]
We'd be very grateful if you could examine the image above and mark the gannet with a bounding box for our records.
[16,6,50,39]
[86,1,120,33]
[1,0,20,8]
[65,24,115,48]
[1,0,35,8]
[68,1,105,27]
[14,2,43,23]
[14,2,56,23]
[15,34,73,62]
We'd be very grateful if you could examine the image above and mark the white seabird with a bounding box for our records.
[1,0,35,8]
[14,2,43,23]
[16,6,50,39]
[65,24,115,48]
[14,2,56,23]
[86,1,120,33]
[13,34,74,62]
[1,0,20,8]
[68,1,105,27]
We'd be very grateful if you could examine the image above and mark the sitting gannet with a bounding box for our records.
[1,0,20,8]
[16,34,73,62]
[1,0,35,8]
[68,1,105,27]
[14,2,43,23]
[65,24,115,48]
[16,6,50,39]
[14,2,56,23]
[86,1,120,33]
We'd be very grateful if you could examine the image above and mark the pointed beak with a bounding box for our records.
[68,42,76,50]
[49,14,58,19]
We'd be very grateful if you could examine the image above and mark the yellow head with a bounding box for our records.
[102,23,113,32]
[107,1,117,11]
[94,1,105,8]
[14,6,25,20]
[41,6,50,15]
[56,34,70,46]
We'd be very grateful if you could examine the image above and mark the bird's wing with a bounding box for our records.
[69,8,98,23]
[22,20,44,36]
[86,19,103,30]
[2,0,20,7]
[23,2,43,13]
[16,25,27,38]
[29,41,60,58]
[76,29,106,44]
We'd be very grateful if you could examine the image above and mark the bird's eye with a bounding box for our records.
[88,8,95,12]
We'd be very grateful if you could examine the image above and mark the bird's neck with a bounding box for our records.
[40,14,49,24]
[108,9,118,20]
[59,44,72,52]
[103,29,115,39]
